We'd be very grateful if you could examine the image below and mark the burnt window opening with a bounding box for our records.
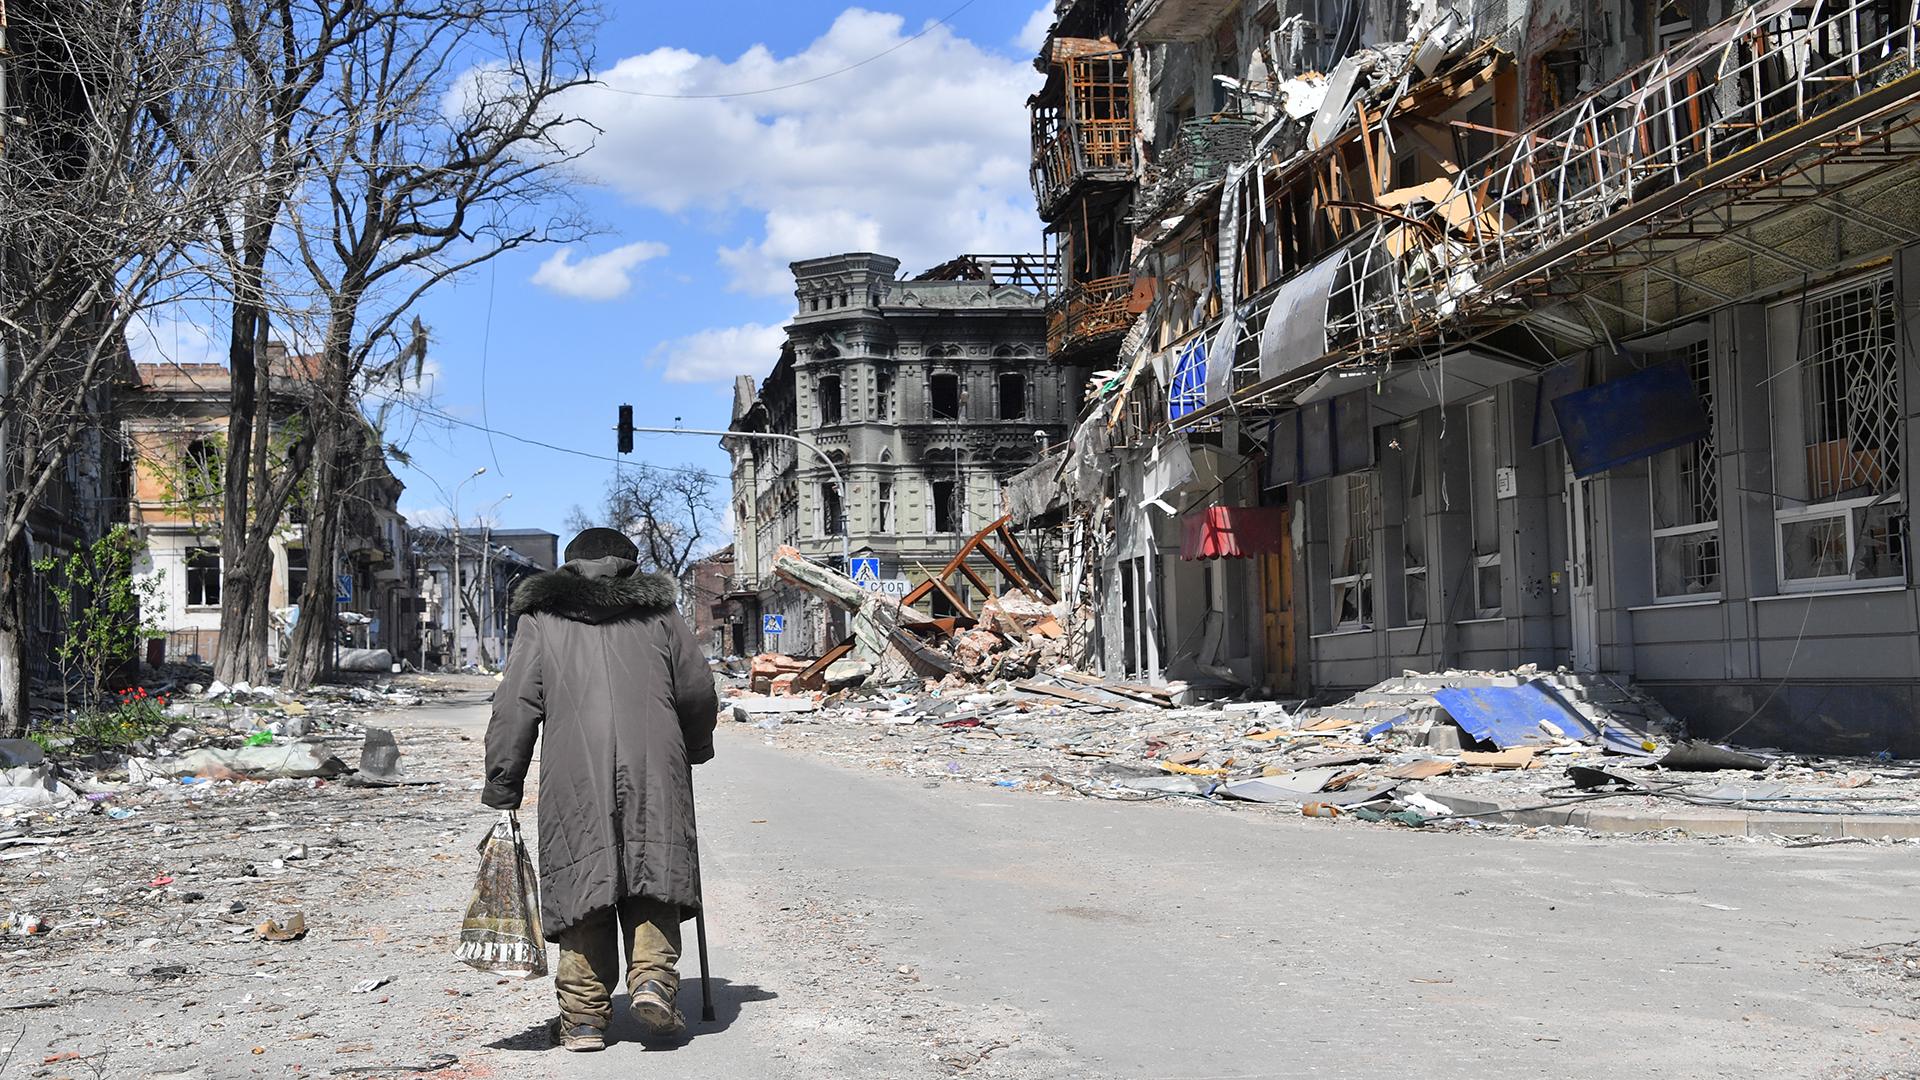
[182,438,220,501]
[820,484,844,538]
[930,373,961,420]
[997,372,1027,420]
[875,368,894,420]
[817,374,842,425]
[931,480,958,533]
[877,482,894,534]
[186,546,221,607]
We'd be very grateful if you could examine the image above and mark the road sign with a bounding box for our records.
[762,613,785,634]
[849,557,882,588]
[335,574,353,604]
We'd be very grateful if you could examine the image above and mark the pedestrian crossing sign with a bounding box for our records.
[762,613,785,635]
[850,557,882,589]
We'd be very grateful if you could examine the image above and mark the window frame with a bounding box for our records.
[1644,330,1723,601]
[1465,397,1503,618]
[1327,471,1374,631]
[1396,418,1427,626]
[185,545,222,609]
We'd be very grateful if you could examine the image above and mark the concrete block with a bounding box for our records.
[731,696,820,723]
[1745,812,1846,839]
[1842,816,1920,841]
[1580,808,1670,834]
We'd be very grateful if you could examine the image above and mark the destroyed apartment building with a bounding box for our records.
[725,252,1092,655]
[983,0,1920,757]
[122,356,419,667]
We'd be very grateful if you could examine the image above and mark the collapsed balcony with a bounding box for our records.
[1046,274,1135,357]
[1176,0,1920,426]
[1031,46,1134,218]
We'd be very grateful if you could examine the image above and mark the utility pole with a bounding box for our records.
[425,466,485,670]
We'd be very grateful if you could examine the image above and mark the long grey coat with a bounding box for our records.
[482,556,719,941]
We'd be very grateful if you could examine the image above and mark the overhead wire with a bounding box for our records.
[592,0,978,100]
[364,389,733,484]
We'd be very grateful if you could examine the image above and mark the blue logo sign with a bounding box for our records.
[762,613,785,634]
[849,557,882,588]
[335,574,353,604]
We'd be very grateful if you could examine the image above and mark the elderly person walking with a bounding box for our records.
[482,528,720,1053]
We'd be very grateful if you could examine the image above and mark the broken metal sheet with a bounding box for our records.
[1307,55,1367,150]
[1221,767,1346,801]
[1432,684,1599,749]
[1553,357,1710,478]
[1255,249,1343,381]
[1658,740,1770,772]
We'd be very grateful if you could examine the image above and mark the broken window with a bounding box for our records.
[1397,419,1427,625]
[286,546,308,603]
[1649,335,1721,598]
[820,484,844,538]
[816,374,842,425]
[877,482,894,534]
[1770,274,1904,587]
[931,480,958,533]
[182,438,220,501]
[1466,398,1502,617]
[930,373,960,420]
[1328,472,1373,630]
[998,372,1027,420]
[875,367,894,420]
[186,546,221,607]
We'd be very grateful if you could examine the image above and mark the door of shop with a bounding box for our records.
[1258,506,1295,693]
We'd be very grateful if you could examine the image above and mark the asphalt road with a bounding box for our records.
[289,694,1920,1078]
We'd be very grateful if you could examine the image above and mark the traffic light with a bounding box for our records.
[616,404,633,454]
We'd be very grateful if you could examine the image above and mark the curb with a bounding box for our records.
[1423,793,1920,840]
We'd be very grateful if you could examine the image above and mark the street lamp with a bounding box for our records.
[421,466,486,669]
[478,493,513,664]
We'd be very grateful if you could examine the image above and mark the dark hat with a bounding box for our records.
[564,527,638,563]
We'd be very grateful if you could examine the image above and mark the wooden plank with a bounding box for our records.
[999,526,1057,603]
[1012,680,1122,710]
[797,639,855,685]
[1049,669,1174,707]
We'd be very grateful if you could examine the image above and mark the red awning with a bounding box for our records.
[1180,506,1288,560]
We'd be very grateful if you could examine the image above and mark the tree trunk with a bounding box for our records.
[213,299,261,684]
[459,586,495,668]
[283,417,341,690]
[0,534,28,738]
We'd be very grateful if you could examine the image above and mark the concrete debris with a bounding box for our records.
[164,742,350,781]
[336,648,396,673]
[732,663,1920,837]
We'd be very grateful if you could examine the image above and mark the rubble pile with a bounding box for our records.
[726,664,1920,840]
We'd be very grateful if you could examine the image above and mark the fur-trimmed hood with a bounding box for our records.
[511,557,677,623]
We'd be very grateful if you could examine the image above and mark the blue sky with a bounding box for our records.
[377,1,1055,538]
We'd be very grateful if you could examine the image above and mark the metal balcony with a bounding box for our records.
[1031,50,1134,217]
[1046,274,1135,356]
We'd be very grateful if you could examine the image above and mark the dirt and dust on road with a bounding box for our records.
[4,666,1920,1079]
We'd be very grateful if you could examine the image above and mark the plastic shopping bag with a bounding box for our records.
[455,811,547,977]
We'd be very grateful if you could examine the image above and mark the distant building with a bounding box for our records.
[410,525,554,670]
[727,253,1088,655]
[681,546,737,657]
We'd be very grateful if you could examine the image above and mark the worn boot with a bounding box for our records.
[629,980,687,1039]
[549,1018,606,1052]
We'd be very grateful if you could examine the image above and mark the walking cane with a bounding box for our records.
[687,769,716,1024]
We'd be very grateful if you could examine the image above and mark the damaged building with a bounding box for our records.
[726,253,1090,655]
[1011,0,1920,755]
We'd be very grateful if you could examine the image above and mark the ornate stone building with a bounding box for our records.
[726,252,1087,655]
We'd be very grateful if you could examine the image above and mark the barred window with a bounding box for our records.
[1649,334,1721,597]
[1328,471,1373,630]
[1769,275,1904,588]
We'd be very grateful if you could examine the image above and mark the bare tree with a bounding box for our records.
[0,0,233,734]
[566,464,721,583]
[282,0,597,688]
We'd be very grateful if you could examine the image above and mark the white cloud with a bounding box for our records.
[567,8,1045,295]
[530,240,670,300]
[1017,4,1053,53]
[650,322,787,384]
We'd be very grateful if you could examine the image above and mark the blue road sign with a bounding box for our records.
[762,613,785,634]
[336,574,353,604]
[849,557,882,588]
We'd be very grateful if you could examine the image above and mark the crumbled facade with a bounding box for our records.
[727,254,1089,655]
[1019,0,1920,754]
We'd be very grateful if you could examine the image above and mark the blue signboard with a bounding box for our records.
[762,613,785,634]
[849,557,882,588]
[336,574,353,604]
